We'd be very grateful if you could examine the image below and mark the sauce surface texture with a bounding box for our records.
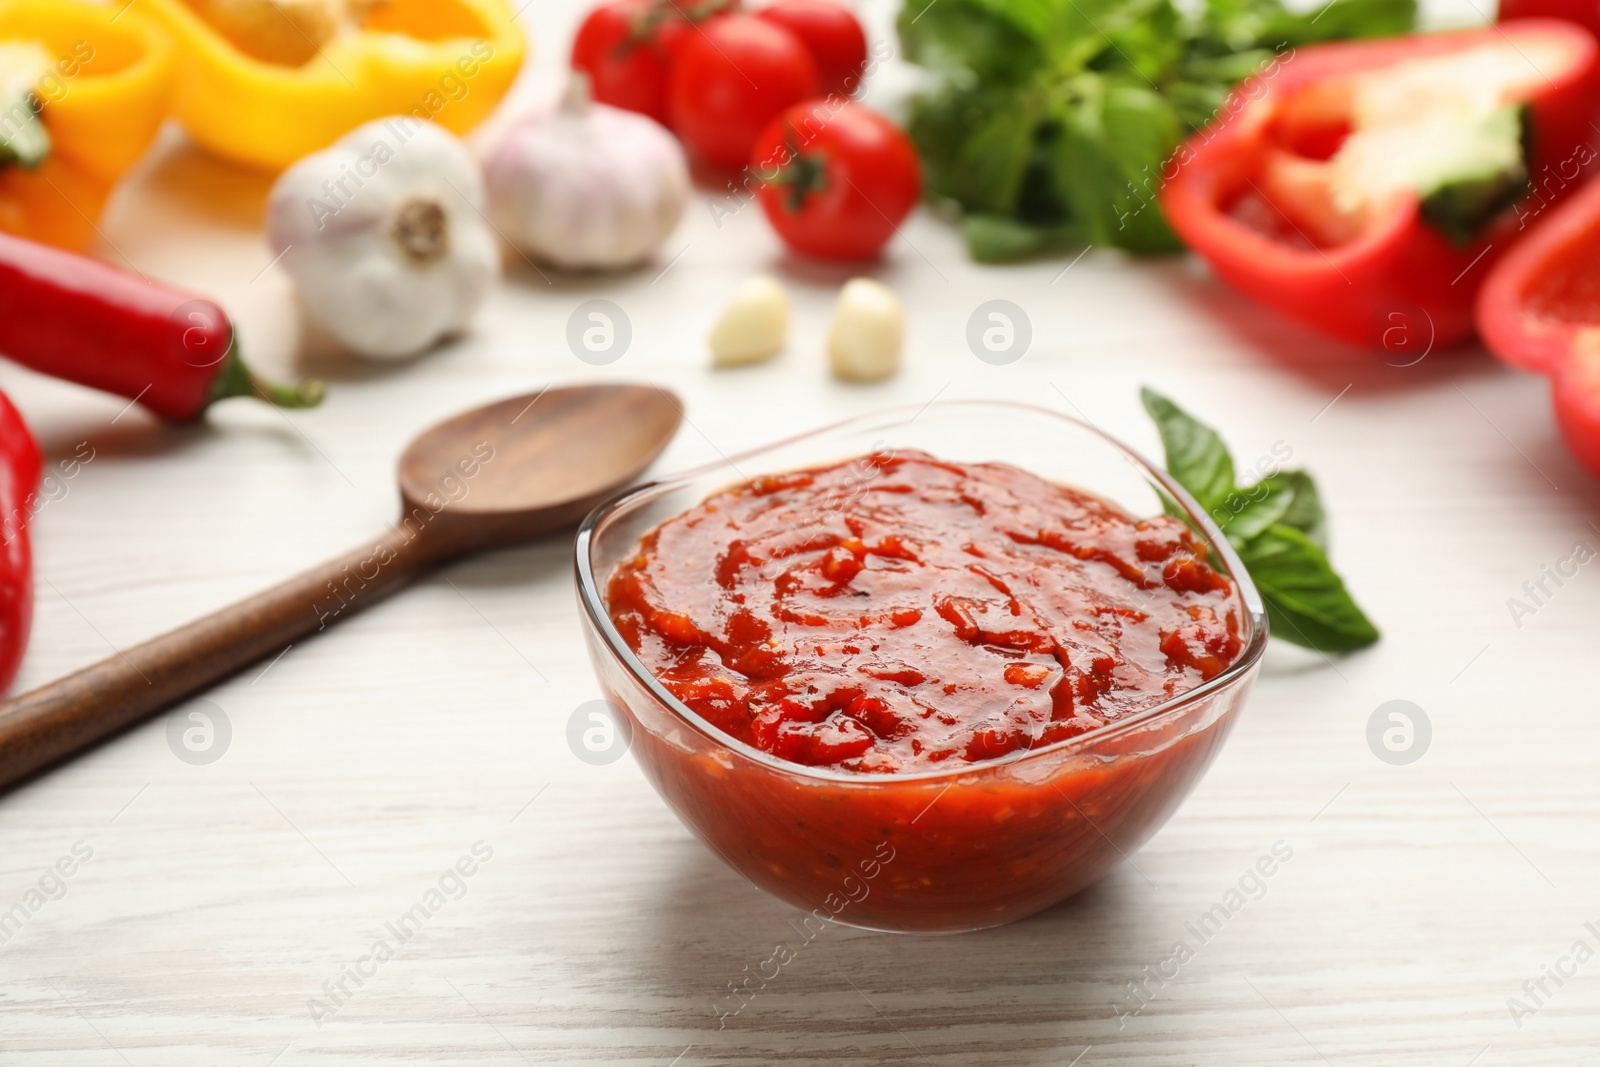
[606,451,1243,773]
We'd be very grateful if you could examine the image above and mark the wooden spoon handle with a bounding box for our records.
[0,524,434,790]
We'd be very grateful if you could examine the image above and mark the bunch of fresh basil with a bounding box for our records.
[897,0,1416,261]
[1142,388,1379,653]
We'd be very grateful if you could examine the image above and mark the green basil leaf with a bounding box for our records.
[959,99,1047,214]
[898,0,1052,80]
[1192,0,1285,52]
[1093,0,1184,84]
[1139,387,1236,510]
[1046,88,1114,239]
[1213,469,1326,547]
[1098,85,1184,252]
[1048,0,1165,71]
[1042,81,1183,253]
[962,214,1081,262]
[1166,79,1232,132]
[1275,0,1417,45]
[982,0,1075,44]
[907,84,1041,214]
[1211,476,1297,545]
[1179,48,1277,86]
[1271,469,1328,548]
[1242,524,1380,652]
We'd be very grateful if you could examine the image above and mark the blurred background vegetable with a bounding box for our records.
[0,390,37,695]
[1477,175,1600,477]
[1500,0,1600,42]
[898,0,1417,261]
[570,0,871,169]
[669,12,820,168]
[1162,22,1600,347]
[571,0,732,127]
[0,0,173,250]
[144,0,524,170]
[267,119,499,361]
[755,0,867,96]
[485,74,688,271]
[188,0,384,66]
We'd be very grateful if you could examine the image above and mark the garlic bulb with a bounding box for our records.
[484,75,689,271]
[266,118,499,361]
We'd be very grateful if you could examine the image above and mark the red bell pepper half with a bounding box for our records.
[0,232,322,422]
[1160,22,1600,349]
[0,391,39,694]
[1478,174,1600,475]
[1502,0,1600,46]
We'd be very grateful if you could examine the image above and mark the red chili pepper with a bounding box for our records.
[0,391,39,694]
[0,232,322,421]
[1478,173,1600,476]
[1160,22,1600,350]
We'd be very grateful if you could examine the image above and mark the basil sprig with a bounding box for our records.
[898,0,1417,261]
[1141,388,1379,653]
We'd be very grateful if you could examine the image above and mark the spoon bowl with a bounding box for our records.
[400,384,683,555]
[0,382,683,791]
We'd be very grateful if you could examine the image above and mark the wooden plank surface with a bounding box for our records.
[2,1,1596,1062]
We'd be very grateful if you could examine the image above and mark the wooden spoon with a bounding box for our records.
[0,383,682,790]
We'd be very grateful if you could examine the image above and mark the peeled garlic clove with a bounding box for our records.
[710,275,790,367]
[827,278,903,382]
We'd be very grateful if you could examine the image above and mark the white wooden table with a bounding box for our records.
[3,1,1596,1063]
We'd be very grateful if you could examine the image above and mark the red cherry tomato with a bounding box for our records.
[571,0,675,125]
[573,0,738,125]
[652,12,696,63]
[669,14,819,169]
[750,99,921,260]
[755,0,867,97]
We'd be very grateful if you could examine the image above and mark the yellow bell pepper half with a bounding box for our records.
[0,0,175,249]
[143,0,527,171]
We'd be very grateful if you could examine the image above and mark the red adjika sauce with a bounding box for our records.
[606,451,1242,773]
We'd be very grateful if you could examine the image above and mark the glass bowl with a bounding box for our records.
[574,401,1268,934]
